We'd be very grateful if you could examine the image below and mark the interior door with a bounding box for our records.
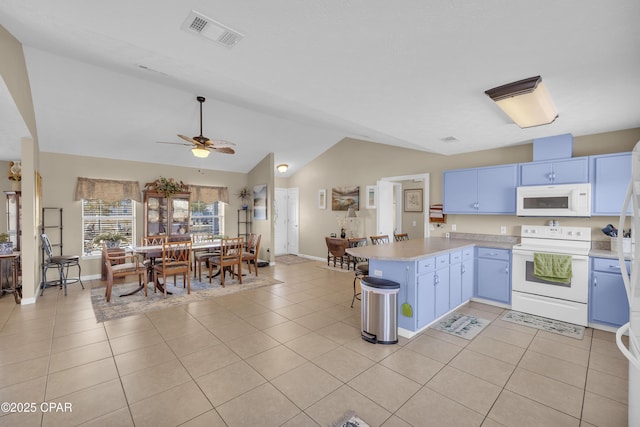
[377,180,395,238]
[274,188,288,255]
[286,188,299,254]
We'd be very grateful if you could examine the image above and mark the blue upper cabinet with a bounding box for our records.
[443,164,518,214]
[519,157,589,186]
[590,152,631,216]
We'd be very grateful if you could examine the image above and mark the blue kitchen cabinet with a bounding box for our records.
[475,247,511,304]
[443,164,518,214]
[589,257,630,327]
[416,254,450,328]
[519,157,588,186]
[449,250,462,309]
[434,254,450,318]
[589,152,631,216]
[461,248,475,302]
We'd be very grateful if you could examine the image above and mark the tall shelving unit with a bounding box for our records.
[237,209,252,243]
[41,207,63,290]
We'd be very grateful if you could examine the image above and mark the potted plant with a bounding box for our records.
[236,187,252,209]
[145,177,189,198]
[0,233,13,254]
[93,231,127,249]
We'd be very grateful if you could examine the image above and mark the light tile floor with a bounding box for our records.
[0,260,630,426]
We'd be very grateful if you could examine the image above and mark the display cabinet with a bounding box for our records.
[4,191,21,252]
[143,190,191,238]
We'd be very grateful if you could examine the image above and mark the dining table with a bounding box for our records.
[123,240,223,297]
[0,252,21,304]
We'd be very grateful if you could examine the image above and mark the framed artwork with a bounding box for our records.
[253,184,267,220]
[318,189,326,209]
[365,185,376,209]
[332,186,360,211]
[404,189,423,212]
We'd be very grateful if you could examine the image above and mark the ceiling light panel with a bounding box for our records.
[181,10,244,48]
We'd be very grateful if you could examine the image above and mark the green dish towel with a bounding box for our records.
[533,252,572,284]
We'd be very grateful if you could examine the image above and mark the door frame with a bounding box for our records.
[378,173,430,238]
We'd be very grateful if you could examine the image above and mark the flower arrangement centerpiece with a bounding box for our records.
[145,177,189,198]
[236,187,252,209]
[93,231,128,248]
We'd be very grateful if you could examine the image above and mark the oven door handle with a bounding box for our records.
[512,249,589,261]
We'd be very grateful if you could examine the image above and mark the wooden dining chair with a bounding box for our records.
[102,242,146,302]
[325,237,350,269]
[191,233,219,281]
[208,237,243,287]
[242,233,262,276]
[152,240,192,297]
[370,235,390,245]
[394,233,409,241]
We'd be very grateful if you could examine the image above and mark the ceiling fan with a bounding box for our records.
[157,96,235,158]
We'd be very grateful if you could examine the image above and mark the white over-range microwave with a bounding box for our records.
[516,183,591,217]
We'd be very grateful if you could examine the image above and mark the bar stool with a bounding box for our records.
[41,234,84,296]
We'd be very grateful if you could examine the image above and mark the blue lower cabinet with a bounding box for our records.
[589,257,630,327]
[434,266,450,318]
[475,248,511,304]
[461,248,474,302]
[417,271,435,329]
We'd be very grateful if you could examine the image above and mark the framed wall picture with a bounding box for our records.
[253,184,267,220]
[366,185,376,209]
[318,189,326,209]
[404,188,423,212]
[332,186,360,211]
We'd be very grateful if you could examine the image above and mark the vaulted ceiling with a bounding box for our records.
[1,1,639,175]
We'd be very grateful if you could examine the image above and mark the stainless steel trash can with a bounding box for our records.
[360,277,400,344]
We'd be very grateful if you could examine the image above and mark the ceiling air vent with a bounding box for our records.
[440,136,459,143]
[181,10,244,48]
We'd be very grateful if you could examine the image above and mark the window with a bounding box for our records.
[191,201,224,237]
[82,199,135,255]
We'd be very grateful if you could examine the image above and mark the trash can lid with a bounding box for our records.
[360,277,400,289]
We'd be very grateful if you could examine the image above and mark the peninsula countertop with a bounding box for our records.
[346,237,516,262]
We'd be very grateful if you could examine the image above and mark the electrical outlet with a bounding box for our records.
[451,224,457,231]
[373,269,383,277]
[500,226,507,234]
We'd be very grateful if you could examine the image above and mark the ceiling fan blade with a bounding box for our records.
[156,141,192,147]
[213,146,235,154]
[178,134,198,144]
[208,139,236,147]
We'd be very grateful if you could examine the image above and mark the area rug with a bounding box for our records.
[91,275,282,323]
[275,254,313,265]
[331,411,370,427]
[431,313,490,340]
[501,310,585,340]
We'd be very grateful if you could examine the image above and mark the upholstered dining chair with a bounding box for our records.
[41,233,84,296]
[152,240,192,297]
[370,235,390,245]
[208,237,243,287]
[102,242,146,302]
[242,233,262,276]
[325,237,350,269]
[394,233,409,241]
[348,237,368,308]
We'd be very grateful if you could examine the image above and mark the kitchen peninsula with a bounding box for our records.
[347,236,517,338]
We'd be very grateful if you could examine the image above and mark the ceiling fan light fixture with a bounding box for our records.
[191,147,210,158]
[484,76,558,128]
[276,164,288,173]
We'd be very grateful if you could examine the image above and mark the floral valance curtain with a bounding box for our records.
[189,185,229,204]
[74,177,142,202]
